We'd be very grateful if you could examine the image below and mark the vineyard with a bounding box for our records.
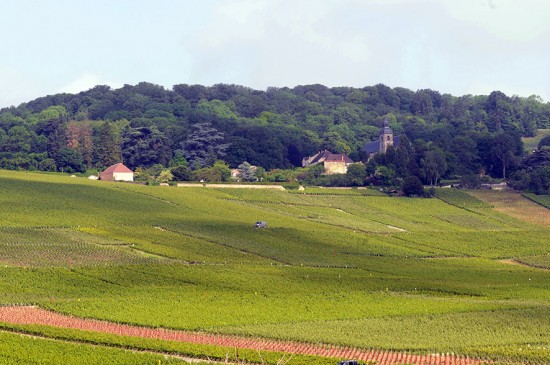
[522,193,550,209]
[0,170,548,364]
[0,306,517,365]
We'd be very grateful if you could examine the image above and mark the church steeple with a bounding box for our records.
[379,117,394,153]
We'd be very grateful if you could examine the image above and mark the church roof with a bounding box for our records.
[361,135,403,155]
[393,135,402,147]
[362,141,380,154]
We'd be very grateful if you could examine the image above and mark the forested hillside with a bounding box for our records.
[0,82,549,188]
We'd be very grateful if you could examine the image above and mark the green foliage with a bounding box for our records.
[402,175,424,196]
[509,150,550,194]
[371,165,397,186]
[168,151,188,168]
[346,163,367,186]
[237,161,257,182]
[192,160,231,182]
[537,134,550,149]
[264,168,298,182]
[421,147,448,186]
[182,122,228,170]
[135,163,164,181]
[122,125,171,168]
[94,121,120,169]
[157,169,173,183]
[3,126,31,153]
[55,147,85,173]
[2,82,548,190]
[171,165,191,181]
[459,174,483,189]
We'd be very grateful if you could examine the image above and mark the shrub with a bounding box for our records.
[402,176,424,196]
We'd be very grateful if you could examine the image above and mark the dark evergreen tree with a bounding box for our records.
[121,125,171,169]
[182,122,228,170]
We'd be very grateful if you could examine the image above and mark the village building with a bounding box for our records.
[302,150,332,168]
[323,153,354,174]
[362,118,402,159]
[302,150,354,174]
[99,163,134,182]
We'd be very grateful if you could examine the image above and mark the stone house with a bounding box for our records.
[323,153,354,174]
[302,150,354,174]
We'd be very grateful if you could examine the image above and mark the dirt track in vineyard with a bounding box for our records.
[0,306,489,365]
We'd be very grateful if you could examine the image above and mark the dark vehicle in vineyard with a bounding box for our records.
[338,360,359,365]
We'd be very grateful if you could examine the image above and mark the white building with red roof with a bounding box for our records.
[99,163,134,182]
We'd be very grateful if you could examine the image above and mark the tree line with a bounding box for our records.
[0,82,548,193]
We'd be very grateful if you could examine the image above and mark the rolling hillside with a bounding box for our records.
[0,170,548,364]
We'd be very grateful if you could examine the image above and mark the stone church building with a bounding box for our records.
[361,118,401,158]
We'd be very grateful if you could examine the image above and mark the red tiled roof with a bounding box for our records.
[101,163,132,174]
[308,150,332,165]
[324,154,353,163]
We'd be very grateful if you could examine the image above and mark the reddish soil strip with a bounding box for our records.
[0,306,487,365]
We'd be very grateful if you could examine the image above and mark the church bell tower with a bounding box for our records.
[379,118,394,153]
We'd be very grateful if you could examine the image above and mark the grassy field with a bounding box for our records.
[522,128,550,152]
[0,170,548,363]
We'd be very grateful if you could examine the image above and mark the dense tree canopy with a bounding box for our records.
[0,82,548,191]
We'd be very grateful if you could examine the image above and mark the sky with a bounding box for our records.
[0,0,549,108]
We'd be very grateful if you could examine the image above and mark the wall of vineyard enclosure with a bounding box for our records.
[0,170,547,364]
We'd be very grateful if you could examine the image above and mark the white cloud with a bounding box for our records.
[187,0,375,88]
[58,73,122,94]
[2,0,548,106]
[194,0,269,48]
[443,0,550,42]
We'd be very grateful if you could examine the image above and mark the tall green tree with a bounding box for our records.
[2,126,31,153]
[94,122,121,168]
[182,122,228,169]
[421,147,448,186]
[346,163,367,186]
[55,147,85,173]
[121,125,171,169]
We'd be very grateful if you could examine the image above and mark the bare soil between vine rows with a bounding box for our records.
[0,306,490,365]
